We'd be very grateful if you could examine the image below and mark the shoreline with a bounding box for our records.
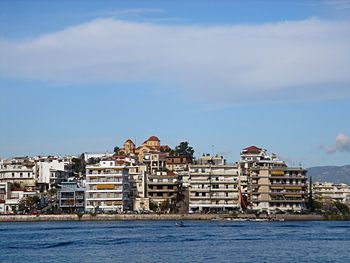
[0,214,338,222]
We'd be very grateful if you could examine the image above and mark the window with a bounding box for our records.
[202,193,206,197]
[20,173,23,178]
[195,192,199,196]
[12,173,15,178]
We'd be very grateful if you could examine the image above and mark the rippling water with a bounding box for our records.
[1,220,350,262]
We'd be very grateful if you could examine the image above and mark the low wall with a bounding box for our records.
[0,214,221,222]
[0,213,331,222]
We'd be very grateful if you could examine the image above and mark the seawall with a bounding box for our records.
[0,214,326,222]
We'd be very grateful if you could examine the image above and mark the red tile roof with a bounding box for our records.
[243,146,262,153]
[145,135,160,142]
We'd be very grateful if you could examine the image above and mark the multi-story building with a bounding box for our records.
[187,155,240,213]
[128,164,149,211]
[58,182,85,212]
[165,156,192,172]
[313,182,350,204]
[248,166,307,212]
[0,182,10,214]
[147,171,178,206]
[85,159,130,213]
[239,146,307,213]
[143,151,167,175]
[0,182,37,213]
[36,157,71,191]
[0,158,36,190]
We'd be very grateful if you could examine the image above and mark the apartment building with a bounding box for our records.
[85,159,130,213]
[147,171,178,206]
[313,182,350,204]
[165,156,192,172]
[188,155,240,213]
[0,182,37,214]
[248,166,307,212]
[239,146,307,212]
[0,158,36,190]
[36,157,71,191]
[128,164,149,211]
[58,182,85,212]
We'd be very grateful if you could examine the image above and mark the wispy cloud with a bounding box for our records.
[0,18,350,104]
[89,8,164,18]
[322,0,350,9]
[324,133,350,153]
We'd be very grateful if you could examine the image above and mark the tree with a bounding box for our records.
[87,157,100,165]
[114,146,124,155]
[334,202,349,215]
[114,146,120,154]
[18,196,41,212]
[11,182,21,190]
[306,177,315,212]
[174,141,194,159]
[71,153,86,176]
[149,201,159,212]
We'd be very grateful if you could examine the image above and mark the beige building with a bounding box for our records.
[0,158,36,190]
[147,171,178,206]
[240,146,307,213]
[123,139,136,155]
[313,182,350,204]
[165,156,192,172]
[188,155,240,213]
[248,166,307,212]
[128,164,150,211]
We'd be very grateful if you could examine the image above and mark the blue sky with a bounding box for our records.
[1,0,350,167]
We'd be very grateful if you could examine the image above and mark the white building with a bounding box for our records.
[0,158,36,190]
[85,159,130,213]
[313,182,350,204]
[0,182,37,214]
[188,155,240,213]
[36,157,71,189]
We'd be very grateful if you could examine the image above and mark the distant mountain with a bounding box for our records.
[307,165,350,185]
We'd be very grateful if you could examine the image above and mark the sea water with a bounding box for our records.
[1,220,349,262]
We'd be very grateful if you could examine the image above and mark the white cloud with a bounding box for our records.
[1,18,350,103]
[326,133,350,153]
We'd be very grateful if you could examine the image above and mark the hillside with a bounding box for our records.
[307,165,350,185]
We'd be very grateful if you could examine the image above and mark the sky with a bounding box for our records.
[0,0,350,167]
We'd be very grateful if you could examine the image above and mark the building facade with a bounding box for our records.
[147,171,178,206]
[188,155,240,213]
[239,146,307,213]
[313,182,350,204]
[85,159,130,213]
[0,158,36,190]
[58,182,85,212]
